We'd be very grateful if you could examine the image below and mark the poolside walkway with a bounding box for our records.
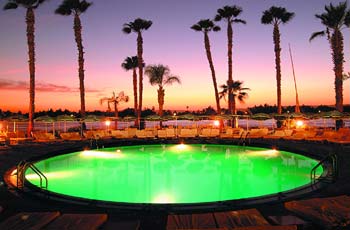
[0,138,350,229]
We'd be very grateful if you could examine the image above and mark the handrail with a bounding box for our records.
[310,153,338,188]
[16,161,48,190]
[238,131,249,146]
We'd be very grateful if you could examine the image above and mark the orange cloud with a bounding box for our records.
[0,79,101,93]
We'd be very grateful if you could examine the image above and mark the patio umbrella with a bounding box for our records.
[56,114,76,132]
[251,113,271,128]
[35,115,56,133]
[322,110,344,119]
[6,115,28,132]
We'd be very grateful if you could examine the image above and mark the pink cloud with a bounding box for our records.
[0,79,101,93]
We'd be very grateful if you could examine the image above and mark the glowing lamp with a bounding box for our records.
[105,120,111,127]
[213,120,220,127]
[296,120,304,128]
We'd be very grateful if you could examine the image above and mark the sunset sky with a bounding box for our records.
[0,0,349,113]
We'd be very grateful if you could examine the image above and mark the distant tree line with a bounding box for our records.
[0,104,348,119]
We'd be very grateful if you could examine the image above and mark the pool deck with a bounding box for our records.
[0,138,350,229]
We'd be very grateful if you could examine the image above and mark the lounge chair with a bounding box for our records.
[110,130,128,138]
[157,129,167,138]
[33,131,56,142]
[165,128,176,138]
[265,130,286,139]
[60,132,82,141]
[178,128,198,138]
[249,128,269,138]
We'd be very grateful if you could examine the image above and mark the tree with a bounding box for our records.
[261,6,295,115]
[122,18,152,127]
[191,19,221,114]
[121,56,144,124]
[55,0,92,118]
[310,2,349,128]
[215,5,246,115]
[100,91,129,129]
[219,80,250,126]
[145,64,181,126]
[3,0,47,137]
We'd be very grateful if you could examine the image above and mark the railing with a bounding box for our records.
[238,131,250,146]
[310,153,338,188]
[16,161,48,190]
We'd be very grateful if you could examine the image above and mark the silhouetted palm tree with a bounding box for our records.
[121,56,144,120]
[261,6,294,115]
[55,0,92,118]
[145,64,181,126]
[100,91,129,129]
[219,81,250,114]
[191,19,221,114]
[122,18,152,127]
[3,0,47,136]
[215,5,246,115]
[310,2,349,128]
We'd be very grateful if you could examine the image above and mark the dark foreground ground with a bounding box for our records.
[0,138,349,229]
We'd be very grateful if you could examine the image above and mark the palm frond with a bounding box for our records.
[3,2,18,10]
[233,19,246,24]
[309,31,325,41]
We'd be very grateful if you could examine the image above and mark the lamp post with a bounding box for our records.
[173,112,177,137]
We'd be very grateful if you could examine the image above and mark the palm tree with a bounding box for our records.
[3,0,47,137]
[122,18,152,127]
[100,91,129,129]
[310,2,349,128]
[191,19,221,114]
[121,56,145,124]
[261,6,295,115]
[215,5,246,115]
[55,0,92,119]
[145,64,181,126]
[219,81,250,127]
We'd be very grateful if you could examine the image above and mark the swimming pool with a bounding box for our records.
[25,144,323,207]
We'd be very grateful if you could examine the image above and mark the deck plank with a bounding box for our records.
[232,226,297,230]
[167,213,216,229]
[214,209,270,229]
[285,195,350,228]
[43,213,107,230]
[0,211,60,230]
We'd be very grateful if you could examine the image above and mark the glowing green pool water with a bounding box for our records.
[25,144,323,204]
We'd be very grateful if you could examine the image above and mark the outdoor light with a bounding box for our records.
[213,120,220,127]
[105,120,111,127]
[296,120,304,128]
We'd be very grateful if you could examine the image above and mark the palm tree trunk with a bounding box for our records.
[132,68,138,116]
[114,102,118,130]
[273,24,282,115]
[227,22,234,115]
[132,68,139,126]
[331,30,344,129]
[26,8,35,137]
[158,87,165,127]
[74,13,86,118]
[204,32,221,114]
[137,32,143,128]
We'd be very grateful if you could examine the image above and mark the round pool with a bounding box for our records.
[24,144,323,208]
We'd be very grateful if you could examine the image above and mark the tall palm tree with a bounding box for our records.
[145,64,181,126]
[121,56,145,123]
[215,5,246,115]
[100,91,129,129]
[3,0,47,137]
[261,6,295,115]
[191,19,221,114]
[55,0,92,119]
[122,18,152,127]
[219,80,250,114]
[310,2,349,128]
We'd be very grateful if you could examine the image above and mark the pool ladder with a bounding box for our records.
[237,131,250,146]
[17,161,48,190]
[310,153,338,188]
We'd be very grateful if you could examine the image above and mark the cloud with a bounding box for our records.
[0,79,101,93]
